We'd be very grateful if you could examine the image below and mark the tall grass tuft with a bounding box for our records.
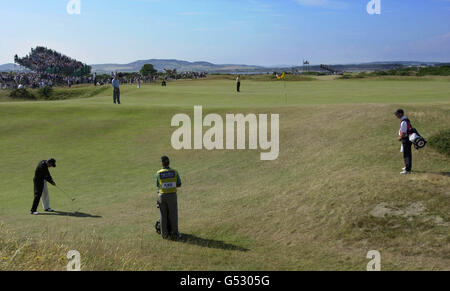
[429,130,450,156]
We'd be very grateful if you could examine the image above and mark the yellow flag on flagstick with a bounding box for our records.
[276,72,288,104]
[276,72,286,80]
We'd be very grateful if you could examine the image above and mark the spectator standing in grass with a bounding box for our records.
[112,75,121,104]
[236,75,241,92]
[395,109,413,174]
[136,76,141,89]
[156,156,182,240]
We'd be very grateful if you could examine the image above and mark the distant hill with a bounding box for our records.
[91,60,445,74]
[91,59,265,73]
[289,61,447,73]
[0,63,29,72]
[1,59,448,74]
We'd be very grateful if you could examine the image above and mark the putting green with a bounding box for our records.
[0,77,449,270]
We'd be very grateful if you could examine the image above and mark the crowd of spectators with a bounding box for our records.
[179,71,207,79]
[0,72,100,89]
[2,46,208,89]
[0,71,209,90]
[14,46,91,77]
[163,69,207,80]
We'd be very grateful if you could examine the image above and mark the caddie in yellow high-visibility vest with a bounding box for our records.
[156,156,182,239]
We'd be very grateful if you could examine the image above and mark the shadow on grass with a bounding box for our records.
[175,234,249,252]
[415,171,450,177]
[39,211,102,218]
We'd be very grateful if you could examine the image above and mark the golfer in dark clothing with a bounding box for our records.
[236,75,241,92]
[112,75,120,104]
[395,109,413,174]
[31,159,56,215]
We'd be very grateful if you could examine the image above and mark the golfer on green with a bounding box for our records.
[156,156,182,239]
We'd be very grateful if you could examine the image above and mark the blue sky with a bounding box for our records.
[1,0,449,66]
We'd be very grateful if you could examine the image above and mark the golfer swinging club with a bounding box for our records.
[30,159,57,215]
[156,156,182,239]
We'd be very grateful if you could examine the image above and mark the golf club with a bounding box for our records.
[55,185,76,202]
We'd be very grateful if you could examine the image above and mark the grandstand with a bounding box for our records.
[320,64,343,75]
[14,47,91,77]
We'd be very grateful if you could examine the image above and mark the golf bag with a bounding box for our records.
[404,118,427,150]
[155,201,161,234]
[155,201,172,235]
[155,220,161,235]
[409,129,427,150]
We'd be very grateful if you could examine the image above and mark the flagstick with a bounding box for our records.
[284,79,287,105]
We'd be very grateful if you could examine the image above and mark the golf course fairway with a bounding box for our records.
[0,77,449,270]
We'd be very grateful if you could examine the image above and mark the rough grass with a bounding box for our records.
[429,130,450,156]
[0,78,449,270]
[0,85,109,102]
